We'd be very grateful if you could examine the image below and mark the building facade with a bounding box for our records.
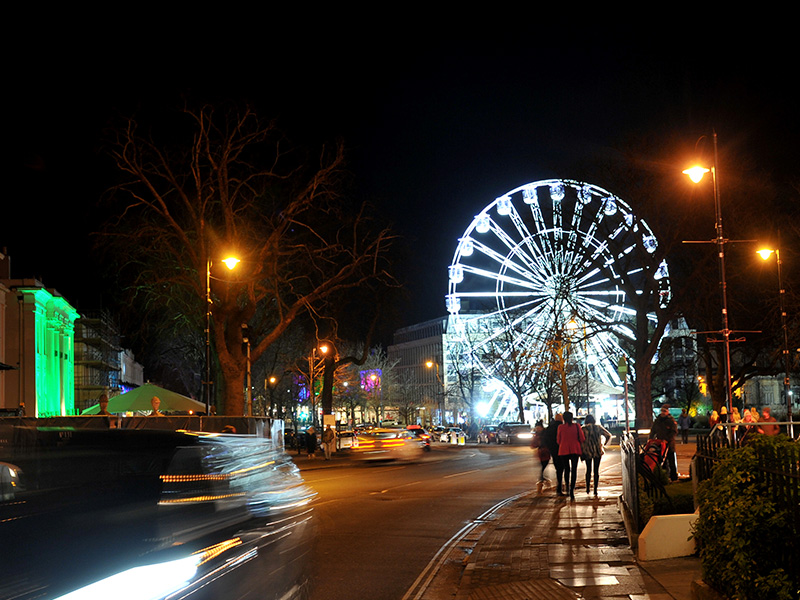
[387,317,448,424]
[0,277,79,416]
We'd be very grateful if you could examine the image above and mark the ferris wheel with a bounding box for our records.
[445,179,671,394]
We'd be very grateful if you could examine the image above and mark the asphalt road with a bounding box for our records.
[294,443,540,599]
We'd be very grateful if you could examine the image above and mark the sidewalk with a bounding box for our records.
[416,442,703,600]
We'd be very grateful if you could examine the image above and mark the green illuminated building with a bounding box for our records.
[0,276,79,417]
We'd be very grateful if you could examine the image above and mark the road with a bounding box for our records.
[294,443,540,599]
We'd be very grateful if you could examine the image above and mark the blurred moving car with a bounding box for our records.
[0,426,315,600]
[352,429,424,461]
[406,425,432,451]
[477,425,498,444]
[336,430,358,450]
[440,427,466,445]
[496,422,534,444]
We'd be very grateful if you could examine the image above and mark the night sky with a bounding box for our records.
[6,41,797,335]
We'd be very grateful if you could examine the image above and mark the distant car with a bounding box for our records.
[406,425,432,451]
[0,426,315,600]
[440,427,466,445]
[336,430,358,450]
[431,426,446,440]
[496,423,533,444]
[477,425,498,444]
[284,427,298,449]
[352,429,424,461]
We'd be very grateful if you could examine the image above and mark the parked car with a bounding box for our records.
[477,425,498,444]
[352,428,424,461]
[440,427,466,445]
[496,422,533,444]
[406,425,432,451]
[0,426,316,600]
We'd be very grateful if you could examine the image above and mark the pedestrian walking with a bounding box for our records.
[557,411,585,501]
[531,420,551,494]
[322,424,336,460]
[678,409,691,444]
[544,414,565,496]
[650,405,678,481]
[580,414,612,497]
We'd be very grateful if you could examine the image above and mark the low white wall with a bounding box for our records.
[638,512,698,561]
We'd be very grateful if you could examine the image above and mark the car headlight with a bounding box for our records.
[53,554,201,600]
[518,433,533,439]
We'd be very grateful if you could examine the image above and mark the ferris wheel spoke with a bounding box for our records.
[461,265,541,291]
[469,238,540,283]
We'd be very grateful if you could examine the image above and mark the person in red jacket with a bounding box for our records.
[758,407,780,436]
[557,411,585,501]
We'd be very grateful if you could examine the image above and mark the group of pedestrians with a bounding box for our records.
[303,425,337,460]
[531,411,612,500]
[708,405,781,439]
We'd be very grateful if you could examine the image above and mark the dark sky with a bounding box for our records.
[6,42,797,332]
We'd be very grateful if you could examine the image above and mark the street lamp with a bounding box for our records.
[205,255,240,415]
[306,344,328,428]
[758,246,794,437]
[426,360,444,425]
[683,131,735,423]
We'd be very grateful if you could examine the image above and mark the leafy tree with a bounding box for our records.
[101,103,395,415]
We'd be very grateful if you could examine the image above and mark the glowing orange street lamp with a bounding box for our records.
[426,360,444,425]
[205,255,241,414]
[683,132,734,425]
[758,246,793,437]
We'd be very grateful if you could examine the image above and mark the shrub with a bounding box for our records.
[692,435,794,600]
[656,480,694,515]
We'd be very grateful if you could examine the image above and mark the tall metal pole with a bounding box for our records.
[205,258,212,415]
[243,323,252,416]
[774,247,793,437]
[710,132,735,423]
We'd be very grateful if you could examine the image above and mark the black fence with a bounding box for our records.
[696,431,799,542]
[620,432,640,531]
[620,432,673,533]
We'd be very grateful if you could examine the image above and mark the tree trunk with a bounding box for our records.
[634,355,653,429]
[219,353,246,416]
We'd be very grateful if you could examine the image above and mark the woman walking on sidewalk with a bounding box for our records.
[531,420,551,493]
[581,414,612,497]
[544,414,565,496]
[557,411,585,501]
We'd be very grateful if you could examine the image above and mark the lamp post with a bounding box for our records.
[306,344,328,428]
[266,375,277,418]
[426,360,444,425]
[683,132,735,422]
[758,246,794,437]
[205,256,240,415]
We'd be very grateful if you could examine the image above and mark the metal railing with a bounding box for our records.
[620,431,639,530]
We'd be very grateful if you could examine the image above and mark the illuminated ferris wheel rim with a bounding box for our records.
[445,178,671,391]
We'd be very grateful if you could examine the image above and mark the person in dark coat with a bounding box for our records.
[305,426,317,459]
[650,405,678,481]
[543,413,565,496]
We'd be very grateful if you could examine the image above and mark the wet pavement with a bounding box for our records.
[410,443,703,600]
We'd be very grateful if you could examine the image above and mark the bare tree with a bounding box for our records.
[446,329,484,423]
[101,103,395,415]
